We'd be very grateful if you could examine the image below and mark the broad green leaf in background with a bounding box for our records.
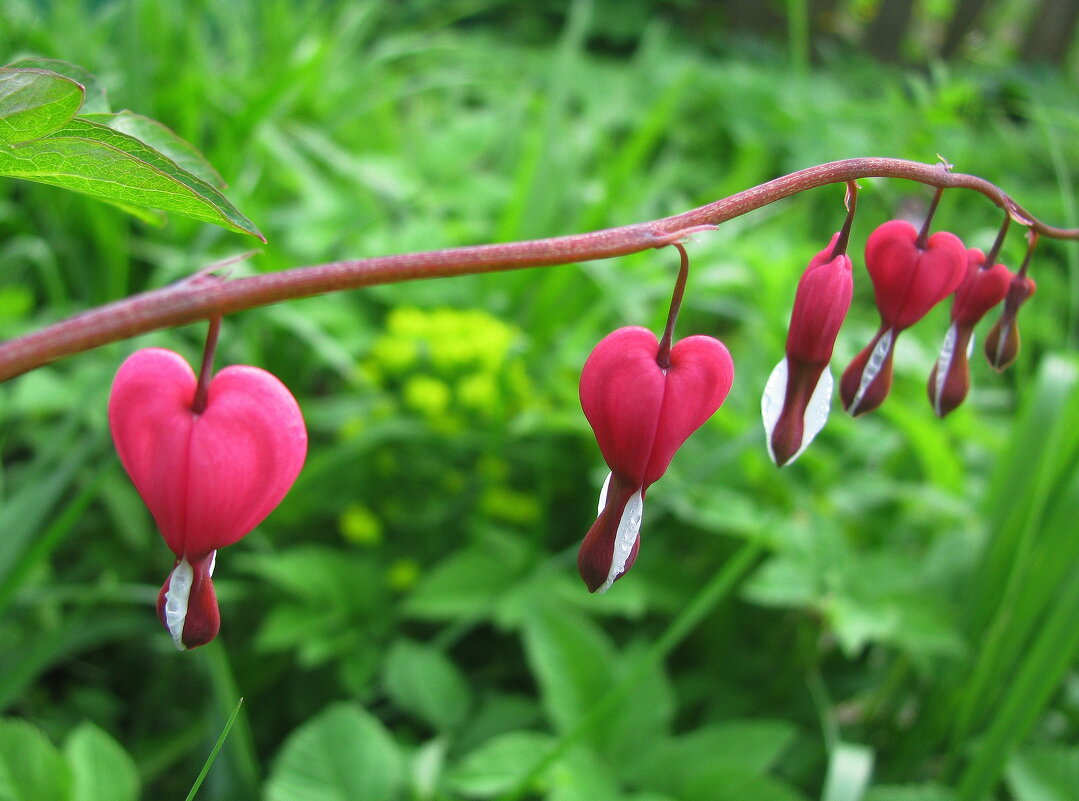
[383,639,472,731]
[64,722,140,801]
[0,718,72,801]
[1006,746,1079,801]
[448,731,558,798]
[0,67,83,144]
[863,786,956,801]
[264,702,405,801]
[626,718,799,798]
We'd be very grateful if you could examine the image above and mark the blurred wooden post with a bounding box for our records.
[1021,0,1079,64]
[942,0,992,58]
[864,0,917,61]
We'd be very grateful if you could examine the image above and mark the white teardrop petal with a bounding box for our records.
[162,557,194,651]
[849,328,893,415]
[761,357,789,464]
[787,367,833,465]
[932,322,958,417]
[597,471,612,516]
[597,488,644,594]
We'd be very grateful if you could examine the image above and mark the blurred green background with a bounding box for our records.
[1,1,1078,800]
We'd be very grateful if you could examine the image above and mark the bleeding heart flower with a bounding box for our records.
[762,232,853,466]
[984,271,1036,371]
[578,327,733,592]
[927,248,1012,416]
[840,219,966,416]
[109,348,307,649]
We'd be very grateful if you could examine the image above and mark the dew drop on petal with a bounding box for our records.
[761,357,789,464]
[849,328,893,415]
[163,558,194,651]
[597,488,644,594]
[597,471,612,516]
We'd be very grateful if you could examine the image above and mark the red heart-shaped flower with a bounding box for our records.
[109,348,307,560]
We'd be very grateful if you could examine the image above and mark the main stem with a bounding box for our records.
[0,157,1076,383]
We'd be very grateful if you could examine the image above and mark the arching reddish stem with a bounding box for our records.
[0,157,1076,383]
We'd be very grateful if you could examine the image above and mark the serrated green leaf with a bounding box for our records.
[684,769,809,801]
[0,68,84,144]
[63,722,140,801]
[264,703,404,801]
[383,639,471,731]
[5,58,108,113]
[80,110,226,187]
[0,718,71,801]
[0,117,263,239]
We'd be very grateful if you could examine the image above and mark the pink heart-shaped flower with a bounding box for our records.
[866,219,966,331]
[109,348,307,648]
[578,327,733,592]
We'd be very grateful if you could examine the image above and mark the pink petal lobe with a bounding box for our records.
[580,327,665,486]
[183,365,308,554]
[951,250,1012,326]
[865,221,966,330]
[109,349,198,557]
[644,335,734,486]
[109,348,307,559]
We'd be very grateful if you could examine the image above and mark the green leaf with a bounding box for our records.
[0,117,263,239]
[63,722,140,801]
[1006,746,1079,801]
[684,769,809,801]
[264,703,404,801]
[0,67,84,144]
[448,731,557,798]
[0,718,71,801]
[383,639,471,731]
[863,785,956,801]
[628,719,798,798]
[80,111,226,188]
[4,58,109,113]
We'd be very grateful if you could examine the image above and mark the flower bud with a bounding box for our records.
[984,272,1036,371]
[841,220,966,416]
[578,327,733,592]
[762,233,853,466]
[928,248,1012,416]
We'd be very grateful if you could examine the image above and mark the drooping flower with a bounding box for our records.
[109,348,307,649]
[578,327,733,592]
[840,219,966,416]
[762,232,853,466]
[927,248,1012,416]
[984,271,1036,371]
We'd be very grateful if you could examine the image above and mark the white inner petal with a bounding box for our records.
[761,357,788,464]
[597,488,644,594]
[162,557,194,651]
[791,367,833,465]
[849,328,893,415]
[597,471,612,516]
[933,322,958,417]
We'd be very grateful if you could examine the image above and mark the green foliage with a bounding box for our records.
[0,2,1077,801]
[0,60,261,238]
